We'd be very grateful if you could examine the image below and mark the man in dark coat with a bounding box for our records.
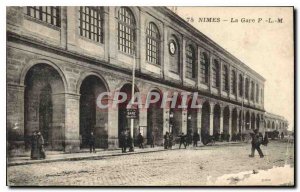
[164,132,169,149]
[281,132,284,140]
[120,130,127,153]
[186,132,192,146]
[126,129,134,152]
[179,132,187,149]
[37,131,46,159]
[168,133,173,149]
[31,131,39,160]
[149,132,155,148]
[89,131,96,153]
[137,133,144,149]
[249,129,264,158]
[193,132,200,147]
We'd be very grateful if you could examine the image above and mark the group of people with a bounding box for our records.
[164,131,200,149]
[29,128,268,160]
[119,129,134,153]
[30,131,46,160]
[212,132,231,142]
[163,132,174,149]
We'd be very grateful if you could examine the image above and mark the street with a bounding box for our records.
[7,141,294,186]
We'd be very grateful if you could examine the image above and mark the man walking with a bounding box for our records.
[31,131,38,160]
[120,130,127,153]
[137,132,144,149]
[89,131,96,153]
[149,132,155,148]
[179,132,187,149]
[164,132,169,149]
[249,129,264,158]
[193,132,200,147]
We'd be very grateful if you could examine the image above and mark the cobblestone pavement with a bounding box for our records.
[7,141,294,186]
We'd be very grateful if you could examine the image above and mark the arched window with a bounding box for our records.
[245,78,249,99]
[239,74,243,97]
[251,81,255,101]
[222,65,229,91]
[117,7,136,55]
[79,7,104,43]
[231,70,236,94]
[256,84,259,103]
[212,59,220,87]
[146,22,160,64]
[185,45,196,79]
[200,52,209,84]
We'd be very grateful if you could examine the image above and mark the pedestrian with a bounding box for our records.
[186,131,192,146]
[164,132,169,149]
[137,133,144,149]
[262,133,269,146]
[193,132,200,147]
[249,129,264,158]
[179,132,187,149]
[168,133,173,149]
[237,132,241,141]
[149,132,155,148]
[37,131,46,159]
[89,131,96,153]
[126,129,134,152]
[30,131,38,160]
[281,132,284,140]
[120,130,127,153]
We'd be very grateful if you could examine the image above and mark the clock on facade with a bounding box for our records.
[169,41,176,55]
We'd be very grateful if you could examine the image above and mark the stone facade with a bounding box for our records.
[264,112,288,135]
[6,6,286,156]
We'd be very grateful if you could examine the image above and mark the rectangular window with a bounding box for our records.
[212,68,218,87]
[222,68,229,91]
[200,55,209,84]
[26,6,60,27]
[256,85,259,102]
[79,7,104,43]
[231,72,236,94]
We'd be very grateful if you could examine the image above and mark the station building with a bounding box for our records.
[6,6,287,155]
[264,112,288,136]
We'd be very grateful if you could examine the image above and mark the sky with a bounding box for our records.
[174,7,294,130]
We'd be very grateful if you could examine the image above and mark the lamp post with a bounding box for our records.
[128,46,136,152]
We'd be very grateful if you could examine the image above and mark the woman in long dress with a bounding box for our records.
[30,131,39,160]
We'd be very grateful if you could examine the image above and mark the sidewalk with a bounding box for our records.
[8,141,243,166]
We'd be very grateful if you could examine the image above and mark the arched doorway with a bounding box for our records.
[169,94,183,137]
[79,75,108,149]
[147,90,163,145]
[251,113,256,129]
[24,64,65,150]
[201,101,210,138]
[245,111,250,130]
[232,108,238,134]
[223,106,230,135]
[187,97,198,135]
[213,104,221,135]
[118,83,139,146]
